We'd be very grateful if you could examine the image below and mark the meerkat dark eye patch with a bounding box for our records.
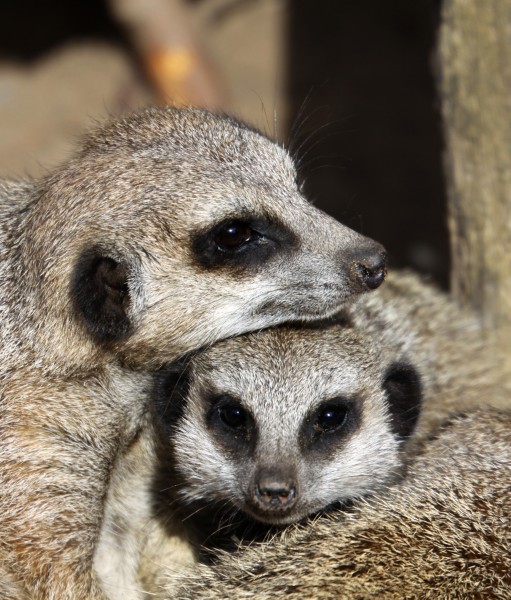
[192,215,297,272]
[300,396,360,454]
[71,247,131,343]
[383,362,422,440]
[206,394,256,454]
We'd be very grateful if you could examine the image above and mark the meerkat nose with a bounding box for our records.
[352,244,387,290]
[254,472,297,511]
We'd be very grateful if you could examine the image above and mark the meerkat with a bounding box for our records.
[158,270,510,526]
[0,107,386,600]
[97,270,510,597]
[168,408,511,599]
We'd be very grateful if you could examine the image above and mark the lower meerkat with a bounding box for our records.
[170,408,511,599]
[97,270,510,597]
[0,108,385,599]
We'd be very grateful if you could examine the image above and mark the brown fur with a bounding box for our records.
[168,409,511,599]
[0,107,383,599]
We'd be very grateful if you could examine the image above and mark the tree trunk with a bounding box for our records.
[438,0,511,356]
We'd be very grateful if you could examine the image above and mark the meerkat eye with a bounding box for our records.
[314,403,349,433]
[219,402,248,430]
[206,395,256,452]
[192,214,297,271]
[213,221,258,251]
[313,399,352,434]
[301,396,360,453]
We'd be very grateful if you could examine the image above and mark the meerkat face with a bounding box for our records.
[157,322,422,526]
[21,108,385,368]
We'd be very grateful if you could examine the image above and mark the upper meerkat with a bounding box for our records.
[0,107,385,600]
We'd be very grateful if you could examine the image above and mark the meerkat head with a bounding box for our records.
[15,108,385,369]
[155,319,422,526]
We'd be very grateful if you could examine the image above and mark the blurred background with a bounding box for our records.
[0,0,448,285]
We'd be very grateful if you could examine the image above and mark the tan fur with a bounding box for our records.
[104,271,510,597]
[168,409,511,599]
[0,551,30,600]
[0,107,383,599]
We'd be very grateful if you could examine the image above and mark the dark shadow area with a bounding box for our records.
[287,0,449,286]
[0,1,126,61]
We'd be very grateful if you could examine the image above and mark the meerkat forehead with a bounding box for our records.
[82,107,296,191]
[49,107,305,250]
[189,324,382,417]
[172,315,422,451]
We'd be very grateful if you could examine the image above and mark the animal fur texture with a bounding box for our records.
[99,270,511,597]
[0,107,385,600]
[169,408,511,599]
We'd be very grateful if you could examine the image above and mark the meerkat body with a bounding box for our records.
[169,408,511,599]
[0,107,385,599]
[100,270,510,597]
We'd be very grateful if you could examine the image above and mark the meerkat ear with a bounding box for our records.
[71,247,132,343]
[383,362,422,440]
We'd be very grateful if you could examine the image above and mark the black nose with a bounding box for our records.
[254,474,297,512]
[253,467,297,512]
[352,245,387,290]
